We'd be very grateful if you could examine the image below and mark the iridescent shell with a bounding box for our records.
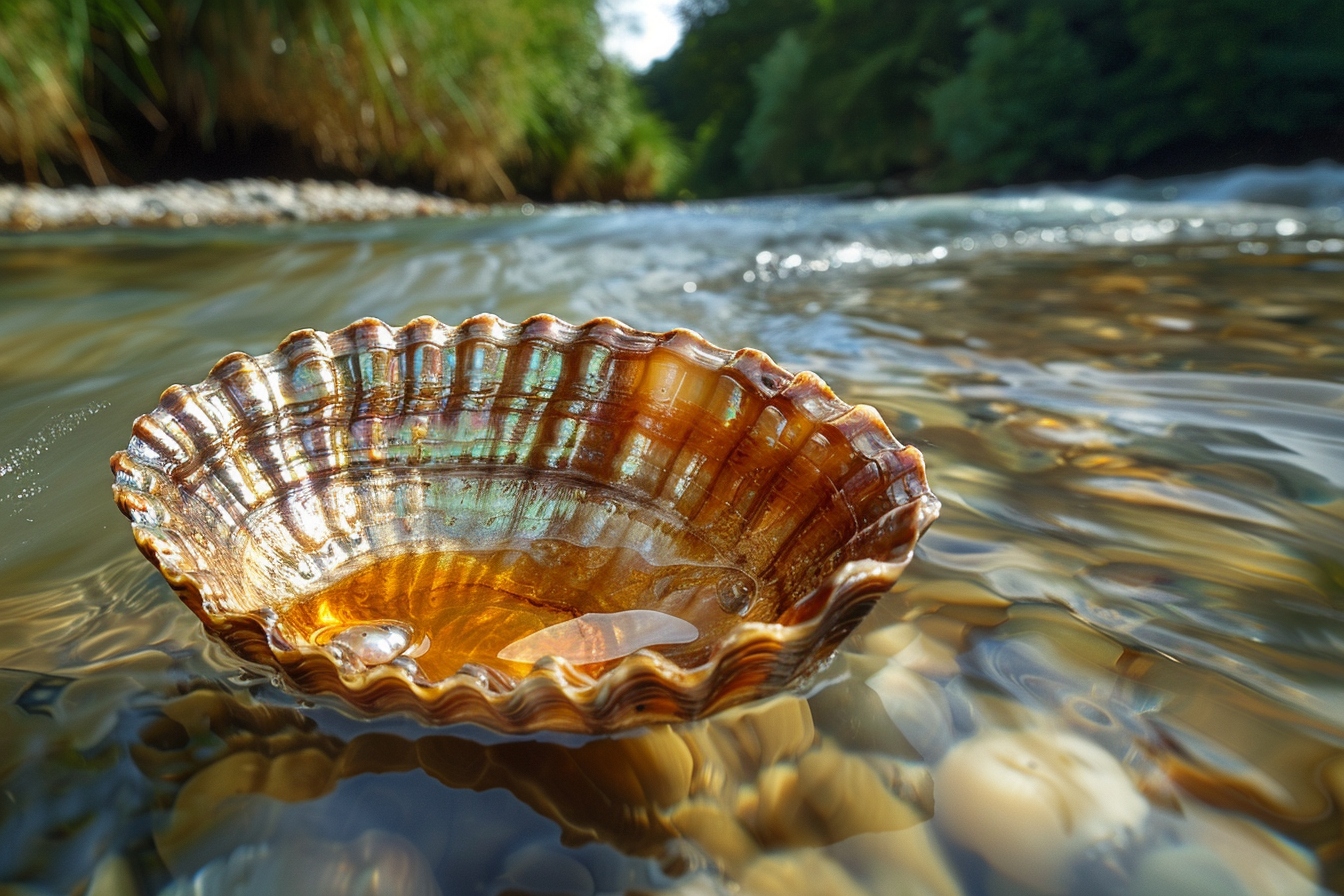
[111,314,938,733]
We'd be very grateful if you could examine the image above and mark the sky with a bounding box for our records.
[601,0,686,71]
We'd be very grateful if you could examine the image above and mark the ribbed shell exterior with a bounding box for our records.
[111,314,938,733]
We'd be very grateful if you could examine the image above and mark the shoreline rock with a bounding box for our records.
[0,179,480,232]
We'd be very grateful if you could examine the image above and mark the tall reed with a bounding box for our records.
[0,0,680,200]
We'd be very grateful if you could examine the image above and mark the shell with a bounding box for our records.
[111,314,939,733]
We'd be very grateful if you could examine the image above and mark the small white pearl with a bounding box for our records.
[330,624,411,666]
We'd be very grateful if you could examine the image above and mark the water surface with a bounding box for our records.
[3,167,1343,895]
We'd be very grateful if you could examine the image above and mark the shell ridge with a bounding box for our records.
[210,354,285,506]
[843,495,937,564]
[275,327,324,356]
[831,404,903,457]
[738,397,838,560]
[572,348,645,486]
[207,350,253,380]
[257,348,316,498]
[270,332,343,475]
[599,318,664,355]
[516,313,572,348]
[717,402,822,558]
[744,465,829,578]
[735,458,825,575]
[142,388,213,486]
[267,327,354,569]
[519,338,580,475]
[606,344,689,499]
[659,328,734,369]
[685,377,796,547]
[527,323,620,477]
[170,425,256,521]
[648,343,765,511]
[132,407,194,473]
[675,373,757,532]
[759,502,854,610]
[392,319,446,420]
[490,333,563,466]
[643,373,724,517]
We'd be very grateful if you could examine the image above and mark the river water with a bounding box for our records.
[2,165,1343,896]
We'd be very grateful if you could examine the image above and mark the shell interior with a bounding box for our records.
[112,314,938,732]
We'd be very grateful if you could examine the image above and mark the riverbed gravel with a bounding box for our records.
[0,179,478,231]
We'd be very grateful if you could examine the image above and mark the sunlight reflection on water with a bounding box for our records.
[1,171,1342,895]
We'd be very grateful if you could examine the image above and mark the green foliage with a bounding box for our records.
[928,3,1108,184]
[734,0,963,190]
[642,0,967,194]
[928,0,1344,185]
[9,0,1342,198]
[0,0,678,199]
[0,0,161,183]
[735,28,811,188]
[645,0,1344,195]
[641,0,817,195]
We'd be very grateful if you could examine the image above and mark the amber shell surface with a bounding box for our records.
[111,314,938,733]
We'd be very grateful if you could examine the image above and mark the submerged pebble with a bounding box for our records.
[158,830,440,896]
[495,841,596,896]
[1129,845,1248,896]
[866,661,955,761]
[932,728,1148,895]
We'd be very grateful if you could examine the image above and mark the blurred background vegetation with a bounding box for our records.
[645,0,1344,196]
[2,0,1342,200]
[0,0,681,199]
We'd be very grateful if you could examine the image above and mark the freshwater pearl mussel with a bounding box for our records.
[111,314,938,732]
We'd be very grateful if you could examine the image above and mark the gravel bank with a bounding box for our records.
[0,179,478,231]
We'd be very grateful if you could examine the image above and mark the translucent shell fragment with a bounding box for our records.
[111,314,939,733]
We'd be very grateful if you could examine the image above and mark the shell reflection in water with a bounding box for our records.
[134,688,950,894]
[111,314,938,732]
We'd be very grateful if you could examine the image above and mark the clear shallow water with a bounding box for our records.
[2,168,1344,896]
